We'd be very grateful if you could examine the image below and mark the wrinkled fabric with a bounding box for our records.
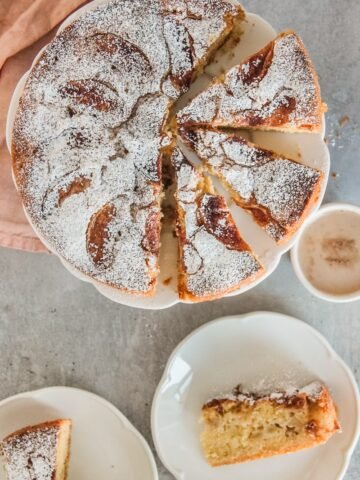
[0,0,87,252]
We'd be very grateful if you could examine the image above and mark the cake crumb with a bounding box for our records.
[163,277,173,286]
[339,115,350,128]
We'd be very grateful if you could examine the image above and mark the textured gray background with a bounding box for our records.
[0,0,359,478]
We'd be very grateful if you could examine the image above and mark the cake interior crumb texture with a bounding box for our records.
[201,382,340,466]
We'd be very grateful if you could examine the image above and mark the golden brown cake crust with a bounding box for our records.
[201,382,340,466]
[12,0,244,296]
[177,30,325,133]
[2,420,71,443]
[179,126,324,243]
[171,147,264,302]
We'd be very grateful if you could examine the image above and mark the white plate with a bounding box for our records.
[151,312,360,480]
[0,387,158,480]
[6,4,330,309]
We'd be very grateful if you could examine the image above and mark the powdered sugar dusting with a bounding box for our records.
[298,381,324,399]
[1,424,60,480]
[12,0,241,293]
[172,147,262,298]
[210,381,325,406]
[180,128,321,241]
[178,32,322,130]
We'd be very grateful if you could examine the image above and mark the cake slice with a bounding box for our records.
[201,382,340,466]
[177,31,326,133]
[171,147,263,302]
[1,419,72,480]
[161,0,245,98]
[179,127,323,243]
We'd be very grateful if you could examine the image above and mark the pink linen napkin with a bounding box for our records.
[0,0,88,252]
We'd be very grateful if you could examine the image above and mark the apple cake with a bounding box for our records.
[11,0,327,299]
[179,127,323,242]
[171,147,263,301]
[1,419,72,480]
[201,382,340,466]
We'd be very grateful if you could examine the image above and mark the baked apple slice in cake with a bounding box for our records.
[171,147,263,302]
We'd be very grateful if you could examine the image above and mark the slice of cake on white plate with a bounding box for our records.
[1,419,72,480]
[201,382,340,466]
[171,147,264,302]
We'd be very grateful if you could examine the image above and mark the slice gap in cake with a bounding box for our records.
[170,147,264,302]
[207,14,246,71]
[177,31,326,133]
[1,419,72,480]
[179,127,323,243]
[201,382,341,466]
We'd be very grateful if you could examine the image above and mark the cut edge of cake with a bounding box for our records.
[178,3,246,95]
[201,382,341,467]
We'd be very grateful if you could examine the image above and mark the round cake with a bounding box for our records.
[11,1,326,303]
[11,0,244,295]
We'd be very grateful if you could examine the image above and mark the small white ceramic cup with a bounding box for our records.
[291,202,360,303]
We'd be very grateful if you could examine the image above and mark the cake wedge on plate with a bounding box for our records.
[1,419,72,480]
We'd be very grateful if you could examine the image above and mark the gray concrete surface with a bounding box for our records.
[0,0,359,478]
